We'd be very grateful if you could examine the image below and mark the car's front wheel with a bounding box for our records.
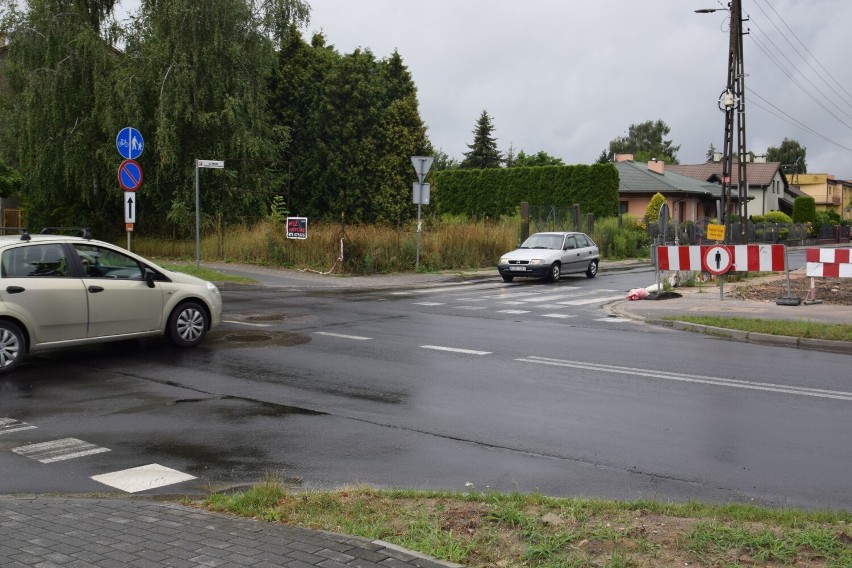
[546,262,561,282]
[501,274,514,282]
[586,259,599,278]
[0,321,25,373]
[168,301,209,348]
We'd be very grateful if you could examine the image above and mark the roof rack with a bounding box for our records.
[0,227,30,241]
[39,227,93,240]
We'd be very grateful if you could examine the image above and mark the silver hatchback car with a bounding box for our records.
[0,230,222,373]
[497,231,600,282]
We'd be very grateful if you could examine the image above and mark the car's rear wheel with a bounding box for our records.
[546,262,561,282]
[586,259,599,278]
[501,274,514,282]
[168,301,209,348]
[0,321,25,373]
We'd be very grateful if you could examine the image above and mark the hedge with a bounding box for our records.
[430,164,619,218]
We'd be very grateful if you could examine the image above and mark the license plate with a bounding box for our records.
[510,266,527,271]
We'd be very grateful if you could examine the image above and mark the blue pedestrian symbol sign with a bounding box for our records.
[116,127,144,160]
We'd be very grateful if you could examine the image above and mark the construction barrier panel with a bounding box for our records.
[656,244,786,273]
[806,248,852,278]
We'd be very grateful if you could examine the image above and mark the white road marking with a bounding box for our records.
[421,345,491,355]
[314,331,372,341]
[483,287,579,300]
[222,320,272,328]
[11,438,110,463]
[541,314,577,319]
[413,302,445,306]
[558,295,625,306]
[92,464,196,493]
[516,356,852,401]
[0,418,37,435]
[499,309,531,314]
[454,306,487,310]
[595,317,632,323]
[391,282,499,295]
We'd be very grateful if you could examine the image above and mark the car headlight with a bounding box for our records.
[499,257,509,264]
[528,259,543,265]
[206,281,220,295]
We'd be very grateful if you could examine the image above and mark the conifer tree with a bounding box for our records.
[460,110,502,169]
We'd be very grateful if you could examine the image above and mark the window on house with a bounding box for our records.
[619,201,629,215]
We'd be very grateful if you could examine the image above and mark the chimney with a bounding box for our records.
[648,159,665,175]
[614,153,634,163]
[712,151,723,163]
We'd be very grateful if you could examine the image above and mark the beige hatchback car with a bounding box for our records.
[0,230,222,373]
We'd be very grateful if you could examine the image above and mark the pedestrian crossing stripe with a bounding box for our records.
[11,438,110,463]
[91,463,196,493]
[413,302,444,306]
[498,309,531,314]
[542,314,577,319]
[558,295,624,306]
[0,418,37,435]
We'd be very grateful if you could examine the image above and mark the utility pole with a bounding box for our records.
[705,0,748,239]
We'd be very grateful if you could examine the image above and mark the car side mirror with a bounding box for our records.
[144,268,156,288]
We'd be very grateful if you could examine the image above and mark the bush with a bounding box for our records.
[792,196,816,223]
[751,210,792,224]
[592,216,650,260]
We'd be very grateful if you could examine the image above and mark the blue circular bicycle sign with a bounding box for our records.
[116,127,144,160]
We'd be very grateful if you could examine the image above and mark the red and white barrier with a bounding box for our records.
[806,248,852,278]
[656,244,786,272]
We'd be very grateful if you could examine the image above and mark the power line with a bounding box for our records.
[752,0,852,108]
[747,87,852,152]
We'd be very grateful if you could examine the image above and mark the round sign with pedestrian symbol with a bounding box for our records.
[703,245,733,276]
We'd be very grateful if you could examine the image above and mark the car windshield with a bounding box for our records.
[519,235,564,250]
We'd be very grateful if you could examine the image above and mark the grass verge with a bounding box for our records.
[663,316,852,342]
[161,263,256,284]
[202,482,852,567]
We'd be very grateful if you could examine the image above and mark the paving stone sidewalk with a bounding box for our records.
[0,497,459,568]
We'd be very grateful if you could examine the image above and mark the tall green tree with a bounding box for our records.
[706,142,718,161]
[119,0,289,235]
[432,149,459,171]
[269,34,430,223]
[0,0,121,231]
[510,150,564,168]
[460,110,502,169]
[607,119,680,164]
[766,138,807,173]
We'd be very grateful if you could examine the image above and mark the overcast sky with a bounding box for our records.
[118,0,852,179]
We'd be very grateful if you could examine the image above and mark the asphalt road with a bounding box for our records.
[1,266,850,510]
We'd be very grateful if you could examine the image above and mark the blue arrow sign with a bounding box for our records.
[118,159,143,191]
[116,127,144,160]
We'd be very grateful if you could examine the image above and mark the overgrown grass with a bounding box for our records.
[202,482,852,567]
[125,216,651,275]
[664,315,852,342]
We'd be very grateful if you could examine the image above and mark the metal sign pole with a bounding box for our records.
[195,160,200,270]
[416,189,422,271]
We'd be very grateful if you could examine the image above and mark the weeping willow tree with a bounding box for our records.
[0,0,122,232]
[0,0,309,236]
[111,0,311,236]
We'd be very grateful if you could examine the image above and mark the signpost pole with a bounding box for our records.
[116,127,144,252]
[410,156,433,272]
[195,160,200,270]
[194,160,225,270]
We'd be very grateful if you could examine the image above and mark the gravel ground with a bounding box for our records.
[727,269,852,305]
